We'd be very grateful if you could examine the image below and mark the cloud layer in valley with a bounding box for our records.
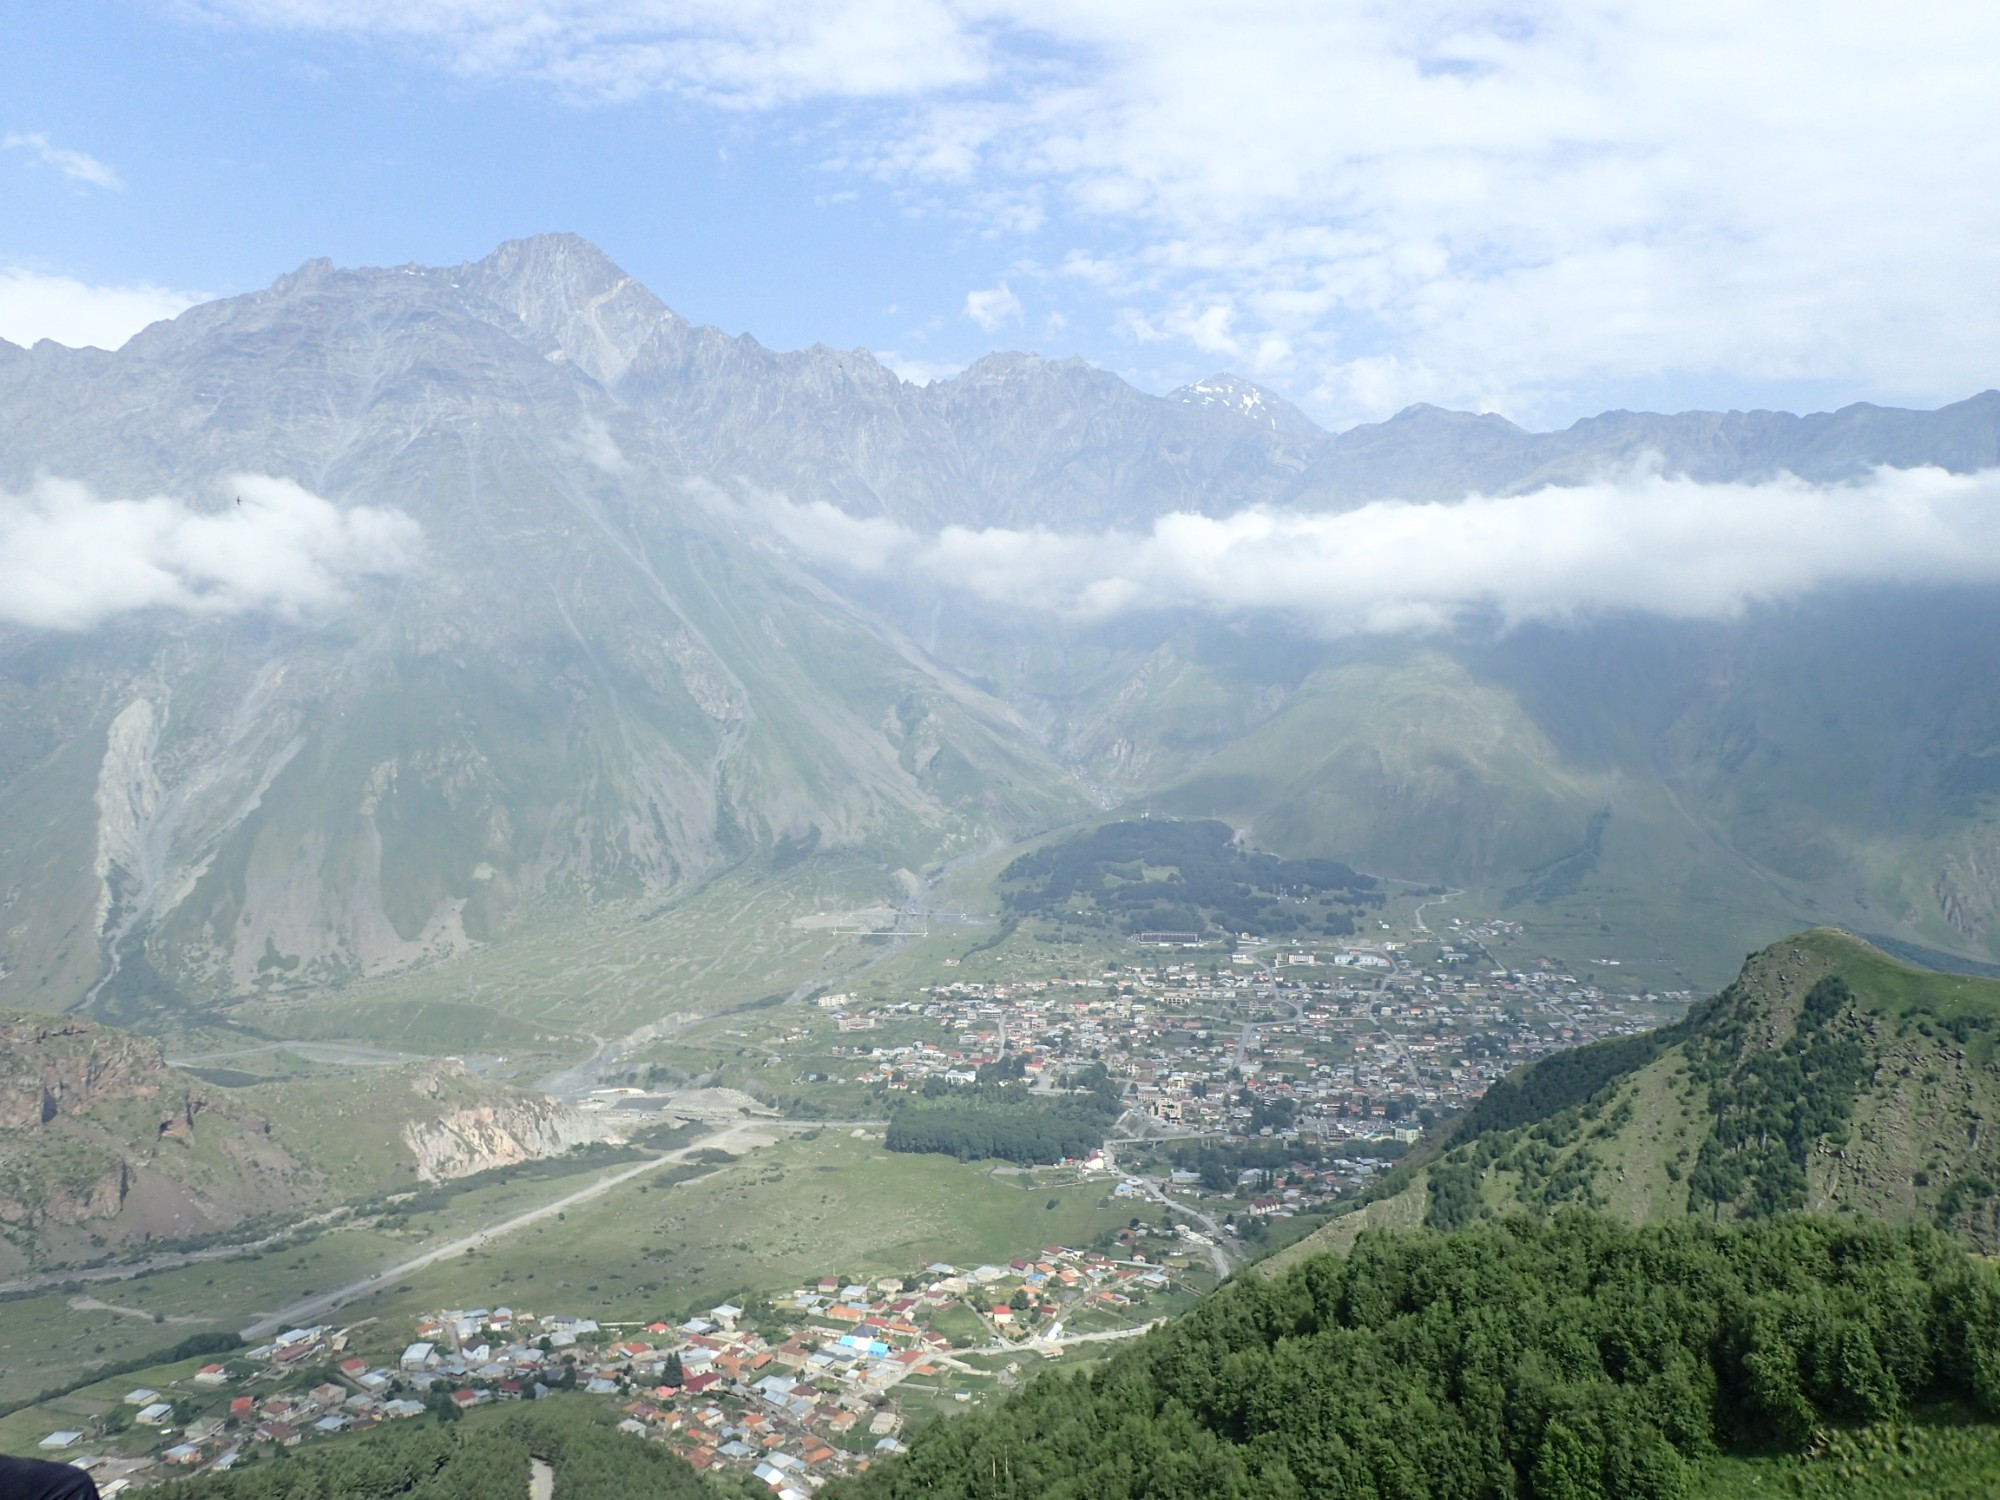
[735,464,2000,636]
[0,474,423,631]
[196,1,2000,425]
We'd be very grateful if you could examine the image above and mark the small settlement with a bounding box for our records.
[37,1242,1193,1492]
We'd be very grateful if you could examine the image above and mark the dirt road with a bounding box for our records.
[238,1121,777,1339]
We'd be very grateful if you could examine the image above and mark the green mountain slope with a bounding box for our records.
[1293,930,2000,1260]
[976,606,2000,986]
[834,1214,2000,1500]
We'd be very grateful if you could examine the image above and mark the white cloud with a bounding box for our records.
[569,412,631,474]
[737,487,912,573]
[0,269,205,350]
[3,131,123,190]
[193,0,991,106]
[879,352,965,385]
[744,463,2000,636]
[0,474,423,631]
[963,281,1021,332]
[193,1,2000,424]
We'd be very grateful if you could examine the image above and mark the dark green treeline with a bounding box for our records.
[835,1214,2000,1500]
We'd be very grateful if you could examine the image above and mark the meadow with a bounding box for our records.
[0,1128,1145,1432]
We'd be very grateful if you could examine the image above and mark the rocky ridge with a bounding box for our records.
[0,1010,614,1270]
[3,235,2000,1020]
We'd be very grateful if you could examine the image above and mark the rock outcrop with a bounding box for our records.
[0,1013,170,1128]
[400,1061,619,1181]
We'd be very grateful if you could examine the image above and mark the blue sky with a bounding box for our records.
[5,1,1997,431]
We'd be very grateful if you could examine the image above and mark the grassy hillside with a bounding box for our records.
[1147,651,1608,882]
[1282,929,2000,1264]
[1053,641,1812,986]
[995,603,2000,988]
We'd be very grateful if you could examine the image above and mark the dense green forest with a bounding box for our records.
[159,1399,728,1500]
[885,1064,1122,1164]
[833,1214,2000,1500]
[998,820,1379,939]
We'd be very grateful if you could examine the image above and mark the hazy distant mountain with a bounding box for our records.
[0,237,1090,1017]
[3,233,1999,1020]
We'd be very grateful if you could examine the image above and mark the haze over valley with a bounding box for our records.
[7,237,2000,1043]
[9,4,2000,1496]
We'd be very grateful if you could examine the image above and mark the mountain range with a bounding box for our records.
[4,233,2000,1028]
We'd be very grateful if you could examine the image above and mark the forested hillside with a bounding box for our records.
[1286,930,2000,1263]
[834,1215,2000,1500]
[998,819,1380,941]
[160,1399,727,1500]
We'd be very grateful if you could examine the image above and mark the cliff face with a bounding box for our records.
[401,1062,618,1181]
[0,1013,169,1129]
[0,1011,273,1242]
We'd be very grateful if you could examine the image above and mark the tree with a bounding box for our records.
[833,1214,2000,1500]
[1532,1421,1604,1500]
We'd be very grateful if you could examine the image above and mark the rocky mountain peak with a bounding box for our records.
[269,256,338,295]
[1170,372,1325,440]
[457,232,681,390]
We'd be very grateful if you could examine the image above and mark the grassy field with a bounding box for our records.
[360,1130,1142,1334]
[0,1343,254,1461]
[0,1146,686,1408]
[1689,1412,2000,1498]
[0,1129,1140,1418]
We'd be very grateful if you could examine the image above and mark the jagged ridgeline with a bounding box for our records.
[1314,929,2000,1255]
[831,1215,2000,1500]
[997,819,1381,941]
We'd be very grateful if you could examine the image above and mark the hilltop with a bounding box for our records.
[1274,929,2000,1267]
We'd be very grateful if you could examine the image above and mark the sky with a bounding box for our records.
[3,2,1998,431]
